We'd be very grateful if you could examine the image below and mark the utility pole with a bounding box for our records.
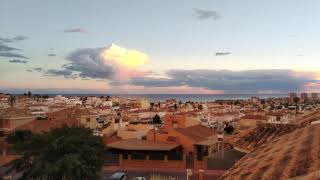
[217,127,224,158]
[153,123,156,142]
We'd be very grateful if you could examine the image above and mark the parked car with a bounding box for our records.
[134,177,146,180]
[109,172,126,180]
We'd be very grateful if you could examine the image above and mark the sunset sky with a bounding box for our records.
[1,0,320,94]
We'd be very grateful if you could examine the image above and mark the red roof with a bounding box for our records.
[14,118,79,134]
[13,108,81,133]
[241,115,269,120]
[175,125,216,142]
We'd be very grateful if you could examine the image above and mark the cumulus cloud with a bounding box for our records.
[215,52,231,56]
[41,44,150,80]
[194,9,221,20]
[63,28,88,34]
[63,47,115,79]
[100,44,149,67]
[0,52,28,59]
[9,59,28,63]
[129,69,319,93]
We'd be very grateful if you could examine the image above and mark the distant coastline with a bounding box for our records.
[11,93,288,102]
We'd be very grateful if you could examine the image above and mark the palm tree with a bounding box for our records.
[9,96,15,107]
[152,114,162,142]
[7,126,105,180]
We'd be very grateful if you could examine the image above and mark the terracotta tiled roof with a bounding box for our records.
[0,107,32,118]
[234,123,299,152]
[47,107,96,119]
[175,125,216,142]
[14,118,79,134]
[220,124,320,180]
[13,108,81,133]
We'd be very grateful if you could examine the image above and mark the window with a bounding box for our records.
[167,136,177,142]
[123,152,128,159]
[86,117,90,122]
[131,151,146,160]
[149,152,165,160]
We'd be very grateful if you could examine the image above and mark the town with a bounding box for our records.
[1,92,319,180]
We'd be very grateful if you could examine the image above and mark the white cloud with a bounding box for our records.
[99,44,149,68]
[44,44,150,80]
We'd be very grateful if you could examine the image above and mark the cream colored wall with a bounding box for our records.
[140,99,150,109]
[79,116,100,130]
[127,124,153,131]
[117,129,149,139]
[184,116,200,127]
[101,125,115,136]
[237,119,259,129]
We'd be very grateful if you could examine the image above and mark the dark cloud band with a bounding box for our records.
[0,36,28,43]
[215,52,231,56]
[0,44,20,52]
[0,52,28,59]
[194,9,221,20]
[63,28,88,34]
[130,69,318,93]
[9,59,28,63]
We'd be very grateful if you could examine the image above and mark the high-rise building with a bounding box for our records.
[301,93,308,100]
[289,92,297,100]
[311,93,319,100]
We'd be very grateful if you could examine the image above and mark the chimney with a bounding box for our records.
[198,169,205,180]
[2,148,7,157]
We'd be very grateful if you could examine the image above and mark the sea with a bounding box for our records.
[56,94,288,102]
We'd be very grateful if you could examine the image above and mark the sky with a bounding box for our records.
[1,0,320,94]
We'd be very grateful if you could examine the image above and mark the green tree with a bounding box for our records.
[7,126,105,180]
[9,96,16,107]
[173,103,178,110]
[224,125,234,135]
[112,102,120,107]
[6,130,33,144]
[234,100,241,105]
